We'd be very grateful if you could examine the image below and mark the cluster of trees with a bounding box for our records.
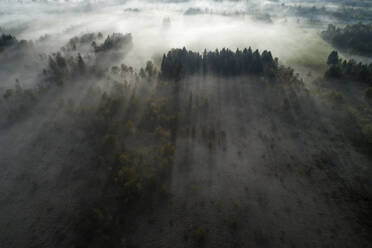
[43,52,88,86]
[184,7,204,15]
[92,33,132,53]
[0,80,38,126]
[62,32,103,52]
[183,7,244,17]
[321,23,372,56]
[0,52,91,127]
[289,5,372,22]
[332,7,372,22]
[0,34,17,52]
[323,50,372,147]
[294,5,327,16]
[253,13,273,23]
[92,89,177,204]
[42,32,136,88]
[337,0,372,8]
[68,73,179,248]
[325,51,372,85]
[291,5,328,22]
[160,47,278,80]
[0,34,31,52]
[1,54,177,247]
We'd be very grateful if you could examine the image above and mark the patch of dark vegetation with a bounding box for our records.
[0,33,33,52]
[93,33,132,54]
[161,47,279,80]
[62,32,104,53]
[184,8,204,15]
[313,51,372,155]
[289,5,372,22]
[325,51,372,86]
[322,23,372,56]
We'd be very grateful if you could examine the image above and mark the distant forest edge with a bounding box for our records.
[1,32,372,90]
[321,23,372,56]
[1,31,372,85]
[0,32,300,86]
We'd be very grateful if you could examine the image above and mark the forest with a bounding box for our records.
[160,48,278,79]
[321,23,372,56]
[325,50,372,85]
[0,1,371,248]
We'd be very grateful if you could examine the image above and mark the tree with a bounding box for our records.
[327,51,339,66]
[77,53,86,74]
[145,61,155,77]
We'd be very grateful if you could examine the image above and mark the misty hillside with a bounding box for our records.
[0,1,371,248]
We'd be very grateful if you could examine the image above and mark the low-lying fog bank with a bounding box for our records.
[0,0,337,77]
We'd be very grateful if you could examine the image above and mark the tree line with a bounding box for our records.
[0,34,32,52]
[160,47,278,81]
[326,50,372,85]
[321,23,372,56]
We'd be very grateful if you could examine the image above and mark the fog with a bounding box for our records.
[0,0,334,74]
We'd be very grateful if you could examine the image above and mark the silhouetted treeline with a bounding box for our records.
[62,32,103,52]
[93,33,132,53]
[325,50,372,85]
[321,23,372,56]
[0,34,17,51]
[290,5,372,22]
[160,47,278,80]
[0,34,32,52]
